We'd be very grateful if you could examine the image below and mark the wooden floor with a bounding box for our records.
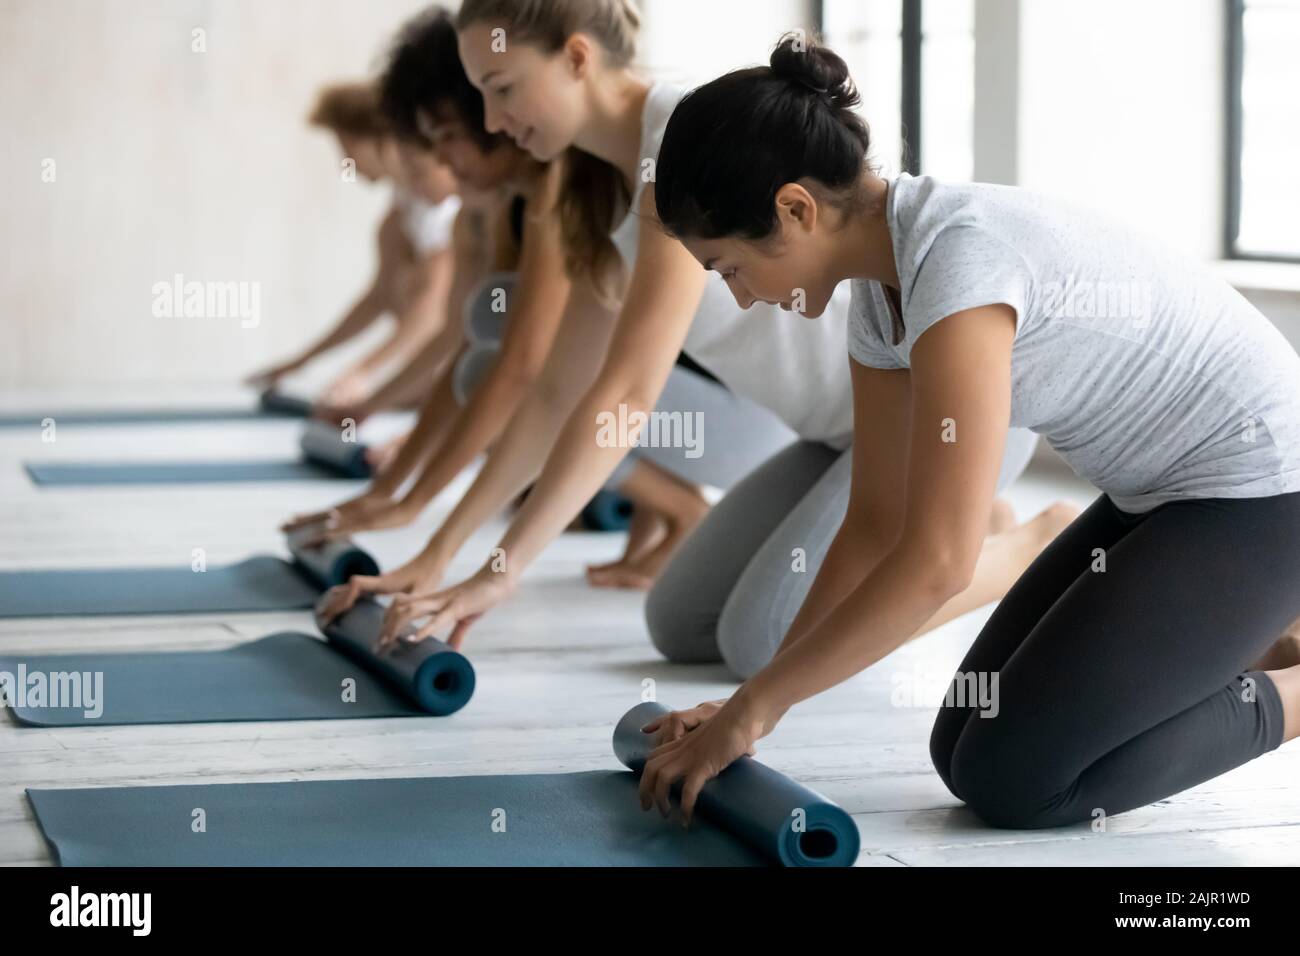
[2,389,1298,867]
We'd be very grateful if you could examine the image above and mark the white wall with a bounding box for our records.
[0,0,431,389]
[3,0,1289,390]
[1014,0,1224,260]
[639,0,815,86]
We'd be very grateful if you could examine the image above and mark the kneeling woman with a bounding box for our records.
[638,35,1300,828]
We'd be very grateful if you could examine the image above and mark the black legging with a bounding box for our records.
[930,491,1300,829]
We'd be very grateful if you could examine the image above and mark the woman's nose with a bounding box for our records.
[726,277,755,310]
[481,100,507,136]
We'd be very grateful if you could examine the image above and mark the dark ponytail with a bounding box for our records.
[654,33,871,240]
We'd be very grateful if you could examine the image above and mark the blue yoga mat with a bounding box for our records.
[580,489,635,531]
[23,702,858,866]
[0,600,474,726]
[0,390,311,428]
[615,702,861,867]
[24,419,370,486]
[0,535,377,618]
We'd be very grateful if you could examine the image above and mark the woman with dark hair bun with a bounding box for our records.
[640,33,1300,829]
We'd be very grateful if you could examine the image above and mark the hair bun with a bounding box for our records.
[769,32,859,111]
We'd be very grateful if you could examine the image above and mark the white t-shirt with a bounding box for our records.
[610,83,854,449]
[848,174,1300,512]
[394,188,461,256]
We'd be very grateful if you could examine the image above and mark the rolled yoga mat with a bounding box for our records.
[0,533,378,619]
[613,701,861,867]
[579,489,635,532]
[23,702,856,866]
[0,390,311,428]
[24,419,371,486]
[0,598,474,726]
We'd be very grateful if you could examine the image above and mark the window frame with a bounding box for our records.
[816,0,924,175]
[1225,0,1300,263]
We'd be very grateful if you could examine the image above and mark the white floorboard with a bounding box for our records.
[1,390,1295,866]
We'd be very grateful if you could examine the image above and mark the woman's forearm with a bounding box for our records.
[492,382,653,579]
[412,277,618,565]
[373,365,462,498]
[294,284,386,368]
[748,543,969,719]
[352,310,436,378]
[391,352,539,514]
[357,250,454,376]
[774,522,898,659]
[356,315,465,416]
[417,367,594,565]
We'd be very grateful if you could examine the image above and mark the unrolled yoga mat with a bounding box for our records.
[24,419,371,486]
[0,390,311,428]
[0,598,474,726]
[24,702,857,866]
[0,534,377,618]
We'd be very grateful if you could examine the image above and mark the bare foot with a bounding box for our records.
[988,498,1017,536]
[586,499,709,591]
[1251,622,1300,671]
[1027,500,1081,546]
[586,507,667,578]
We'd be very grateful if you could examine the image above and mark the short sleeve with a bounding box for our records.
[903,225,1029,353]
[847,280,906,369]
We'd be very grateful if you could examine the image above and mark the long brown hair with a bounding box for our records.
[456,0,642,303]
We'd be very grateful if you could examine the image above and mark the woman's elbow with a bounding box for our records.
[906,541,979,604]
[493,351,544,396]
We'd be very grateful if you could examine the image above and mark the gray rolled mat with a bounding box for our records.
[0,600,473,726]
[613,701,861,867]
[23,703,855,866]
[0,390,311,428]
[0,536,378,618]
[23,419,371,486]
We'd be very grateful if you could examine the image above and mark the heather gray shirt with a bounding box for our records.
[848,174,1300,512]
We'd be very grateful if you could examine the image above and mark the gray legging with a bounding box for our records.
[452,272,796,496]
[930,490,1300,829]
[646,428,1041,678]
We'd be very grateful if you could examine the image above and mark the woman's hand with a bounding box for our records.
[371,564,516,653]
[245,359,301,392]
[315,547,451,630]
[640,699,731,746]
[276,489,392,541]
[319,369,371,408]
[282,494,413,546]
[637,691,777,825]
[312,401,373,428]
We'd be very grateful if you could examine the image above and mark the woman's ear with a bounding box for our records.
[774,182,818,234]
[563,33,594,78]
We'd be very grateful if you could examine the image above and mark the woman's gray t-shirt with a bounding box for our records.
[848,174,1300,512]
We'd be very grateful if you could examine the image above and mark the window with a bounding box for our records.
[1227,0,1300,261]
[821,0,975,180]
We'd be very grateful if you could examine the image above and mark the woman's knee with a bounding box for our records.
[947,725,1075,830]
[643,572,720,664]
[715,600,783,680]
[928,706,968,801]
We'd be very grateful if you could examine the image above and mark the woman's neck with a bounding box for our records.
[572,71,650,189]
[503,152,547,197]
[836,174,899,290]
